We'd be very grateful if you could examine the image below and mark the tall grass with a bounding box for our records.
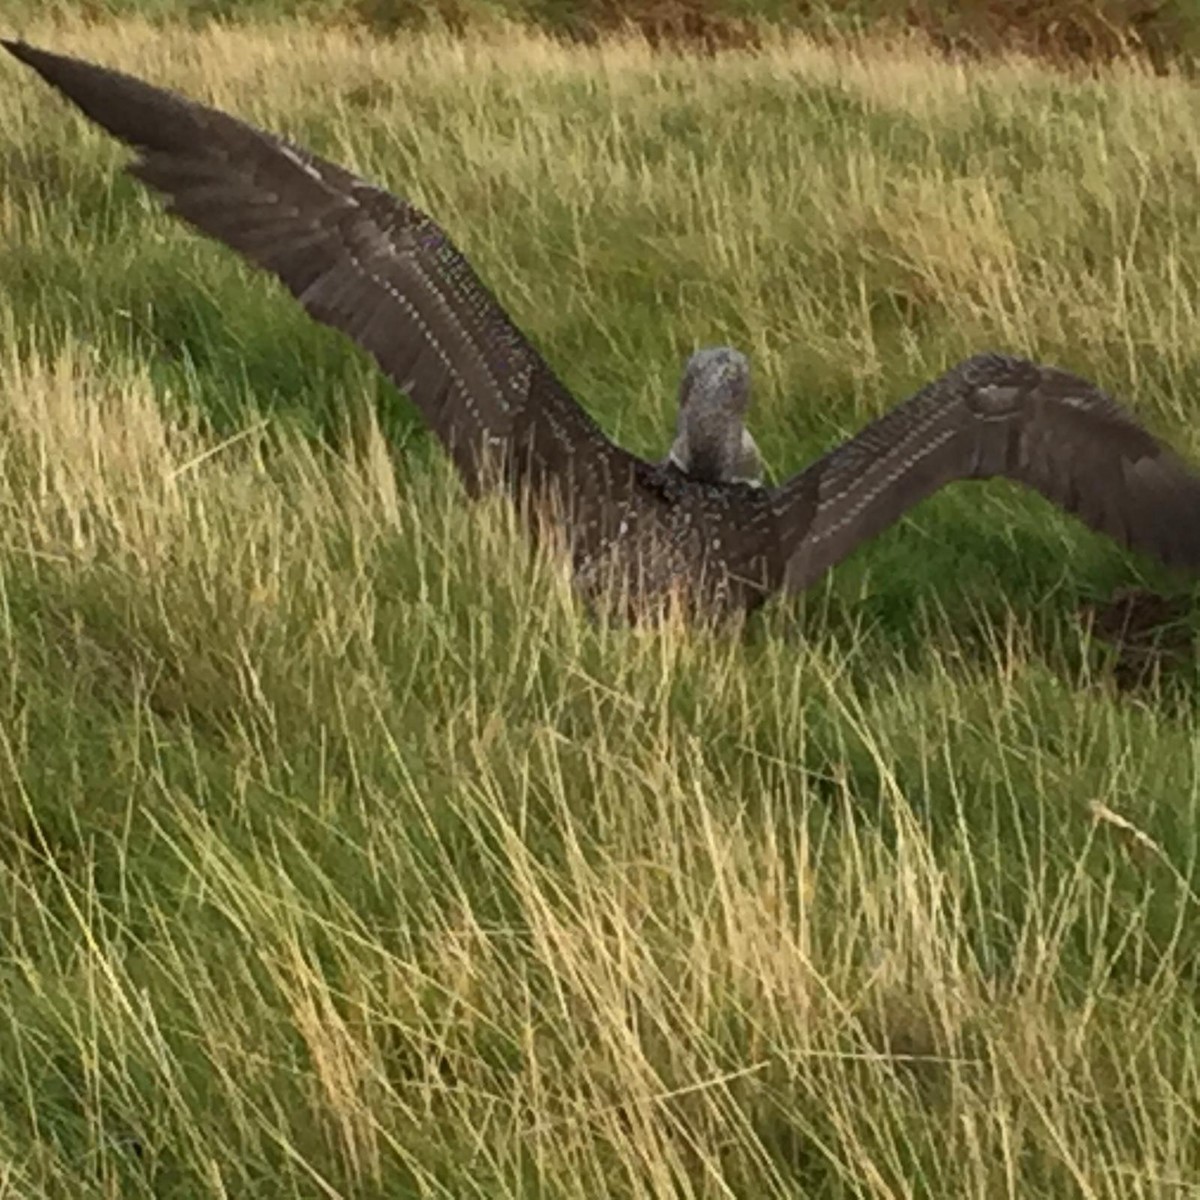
[4,1,1200,67]
[2,19,1200,1197]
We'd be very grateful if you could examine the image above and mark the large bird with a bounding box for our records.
[6,40,1200,620]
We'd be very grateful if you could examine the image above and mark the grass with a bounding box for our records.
[3,17,1200,1197]
[5,1,1200,68]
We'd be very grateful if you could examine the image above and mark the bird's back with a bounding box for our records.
[568,463,803,620]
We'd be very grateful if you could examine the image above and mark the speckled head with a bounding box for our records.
[679,346,752,417]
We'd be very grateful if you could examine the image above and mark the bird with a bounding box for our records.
[6,39,1200,623]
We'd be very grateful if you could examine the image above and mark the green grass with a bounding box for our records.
[3,18,1200,1197]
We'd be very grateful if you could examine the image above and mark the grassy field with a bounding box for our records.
[5,0,1200,68]
[4,17,1200,1198]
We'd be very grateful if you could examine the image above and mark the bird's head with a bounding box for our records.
[669,347,763,486]
[678,346,752,417]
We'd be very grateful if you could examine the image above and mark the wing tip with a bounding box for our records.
[3,40,102,106]
[2,38,56,73]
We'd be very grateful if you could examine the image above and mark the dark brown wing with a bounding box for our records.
[3,39,646,534]
[774,352,1200,592]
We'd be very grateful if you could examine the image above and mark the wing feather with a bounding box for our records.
[3,39,645,528]
[776,353,1200,592]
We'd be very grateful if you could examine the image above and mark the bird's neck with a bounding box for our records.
[668,413,763,486]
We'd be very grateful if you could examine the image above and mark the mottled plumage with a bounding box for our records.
[8,40,1200,621]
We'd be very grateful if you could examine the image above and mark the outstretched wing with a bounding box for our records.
[774,352,1200,592]
[3,39,647,528]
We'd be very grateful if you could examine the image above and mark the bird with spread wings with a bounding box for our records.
[6,40,1200,620]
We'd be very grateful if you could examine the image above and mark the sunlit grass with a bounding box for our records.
[2,18,1200,1197]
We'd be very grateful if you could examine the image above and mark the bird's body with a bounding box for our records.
[560,462,804,620]
[6,39,1200,623]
